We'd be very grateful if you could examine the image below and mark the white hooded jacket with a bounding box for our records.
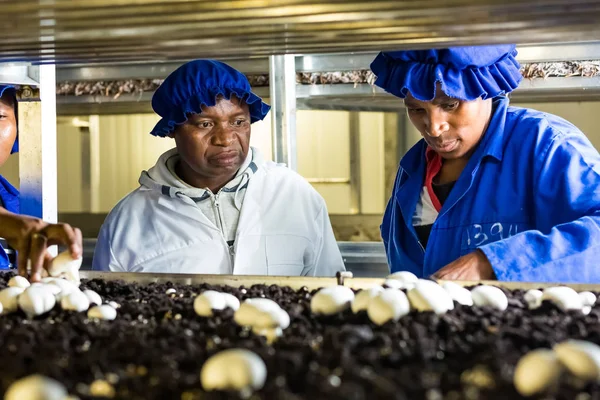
[92,147,345,276]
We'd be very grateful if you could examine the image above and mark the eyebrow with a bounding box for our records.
[432,96,458,105]
[190,112,249,120]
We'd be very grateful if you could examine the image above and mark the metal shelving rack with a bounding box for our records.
[3,1,600,271]
[53,42,600,165]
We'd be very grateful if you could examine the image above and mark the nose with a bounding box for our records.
[423,110,449,138]
[211,123,235,146]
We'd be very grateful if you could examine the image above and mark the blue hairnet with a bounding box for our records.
[150,59,271,137]
[370,45,522,101]
[0,85,18,153]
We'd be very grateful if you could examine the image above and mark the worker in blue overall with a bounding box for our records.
[373,45,600,283]
[0,85,82,281]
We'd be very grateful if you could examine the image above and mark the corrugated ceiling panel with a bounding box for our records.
[4,0,600,65]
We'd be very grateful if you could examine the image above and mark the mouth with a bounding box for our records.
[209,150,239,167]
[430,140,459,153]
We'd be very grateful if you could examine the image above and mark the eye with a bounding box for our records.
[407,108,424,114]
[196,121,212,129]
[233,119,247,126]
[442,102,459,111]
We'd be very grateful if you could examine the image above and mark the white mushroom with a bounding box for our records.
[542,287,583,312]
[47,250,82,284]
[4,375,68,400]
[442,282,473,306]
[88,305,117,321]
[18,286,56,317]
[513,349,563,396]
[351,286,384,313]
[0,287,25,314]
[382,279,405,290]
[234,298,289,329]
[579,291,596,315]
[253,326,284,344]
[385,271,419,289]
[524,289,543,309]
[470,285,508,311]
[60,290,90,312]
[107,301,120,309]
[554,340,600,382]
[222,293,241,311]
[367,288,410,325]
[407,280,454,315]
[200,349,267,392]
[310,286,355,315]
[83,290,102,306]
[89,379,115,398]
[234,298,290,343]
[43,284,62,297]
[47,278,78,300]
[194,291,227,317]
[8,275,30,289]
[579,291,597,307]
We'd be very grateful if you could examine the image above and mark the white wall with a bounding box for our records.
[297,110,352,214]
[57,118,84,212]
[358,113,386,214]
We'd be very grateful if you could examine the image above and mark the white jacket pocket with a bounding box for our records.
[266,235,310,276]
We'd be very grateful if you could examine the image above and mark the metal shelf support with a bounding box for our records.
[18,64,58,223]
[269,55,297,170]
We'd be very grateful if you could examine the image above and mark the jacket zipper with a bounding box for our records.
[212,193,235,270]
[410,228,425,254]
[423,166,478,271]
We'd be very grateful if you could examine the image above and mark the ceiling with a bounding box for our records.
[6,0,600,65]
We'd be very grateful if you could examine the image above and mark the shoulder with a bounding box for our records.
[262,162,322,193]
[256,161,327,210]
[504,105,599,174]
[506,106,586,144]
[101,187,156,230]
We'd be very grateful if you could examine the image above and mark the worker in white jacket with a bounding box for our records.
[92,59,345,276]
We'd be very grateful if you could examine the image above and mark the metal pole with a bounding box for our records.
[269,55,297,170]
[383,112,401,201]
[88,115,101,213]
[349,112,361,215]
[18,64,57,223]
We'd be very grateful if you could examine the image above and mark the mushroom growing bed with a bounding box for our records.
[0,272,599,400]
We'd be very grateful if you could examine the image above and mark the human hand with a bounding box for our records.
[433,250,496,281]
[0,209,82,282]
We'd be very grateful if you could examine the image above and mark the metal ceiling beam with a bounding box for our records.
[0,64,40,86]
[53,41,600,83]
[295,42,600,73]
[3,1,600,65]
[56,59,270,82]
[56,76,600,114]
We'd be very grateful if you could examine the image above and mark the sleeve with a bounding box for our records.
[480,131,600,283]
[303,203,346,277]
[381,168,403,264]
[92,222,125,272]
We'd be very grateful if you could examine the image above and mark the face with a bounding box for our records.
[171,95,251,183]
[0,92,17,167]
[404,86,492,160]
